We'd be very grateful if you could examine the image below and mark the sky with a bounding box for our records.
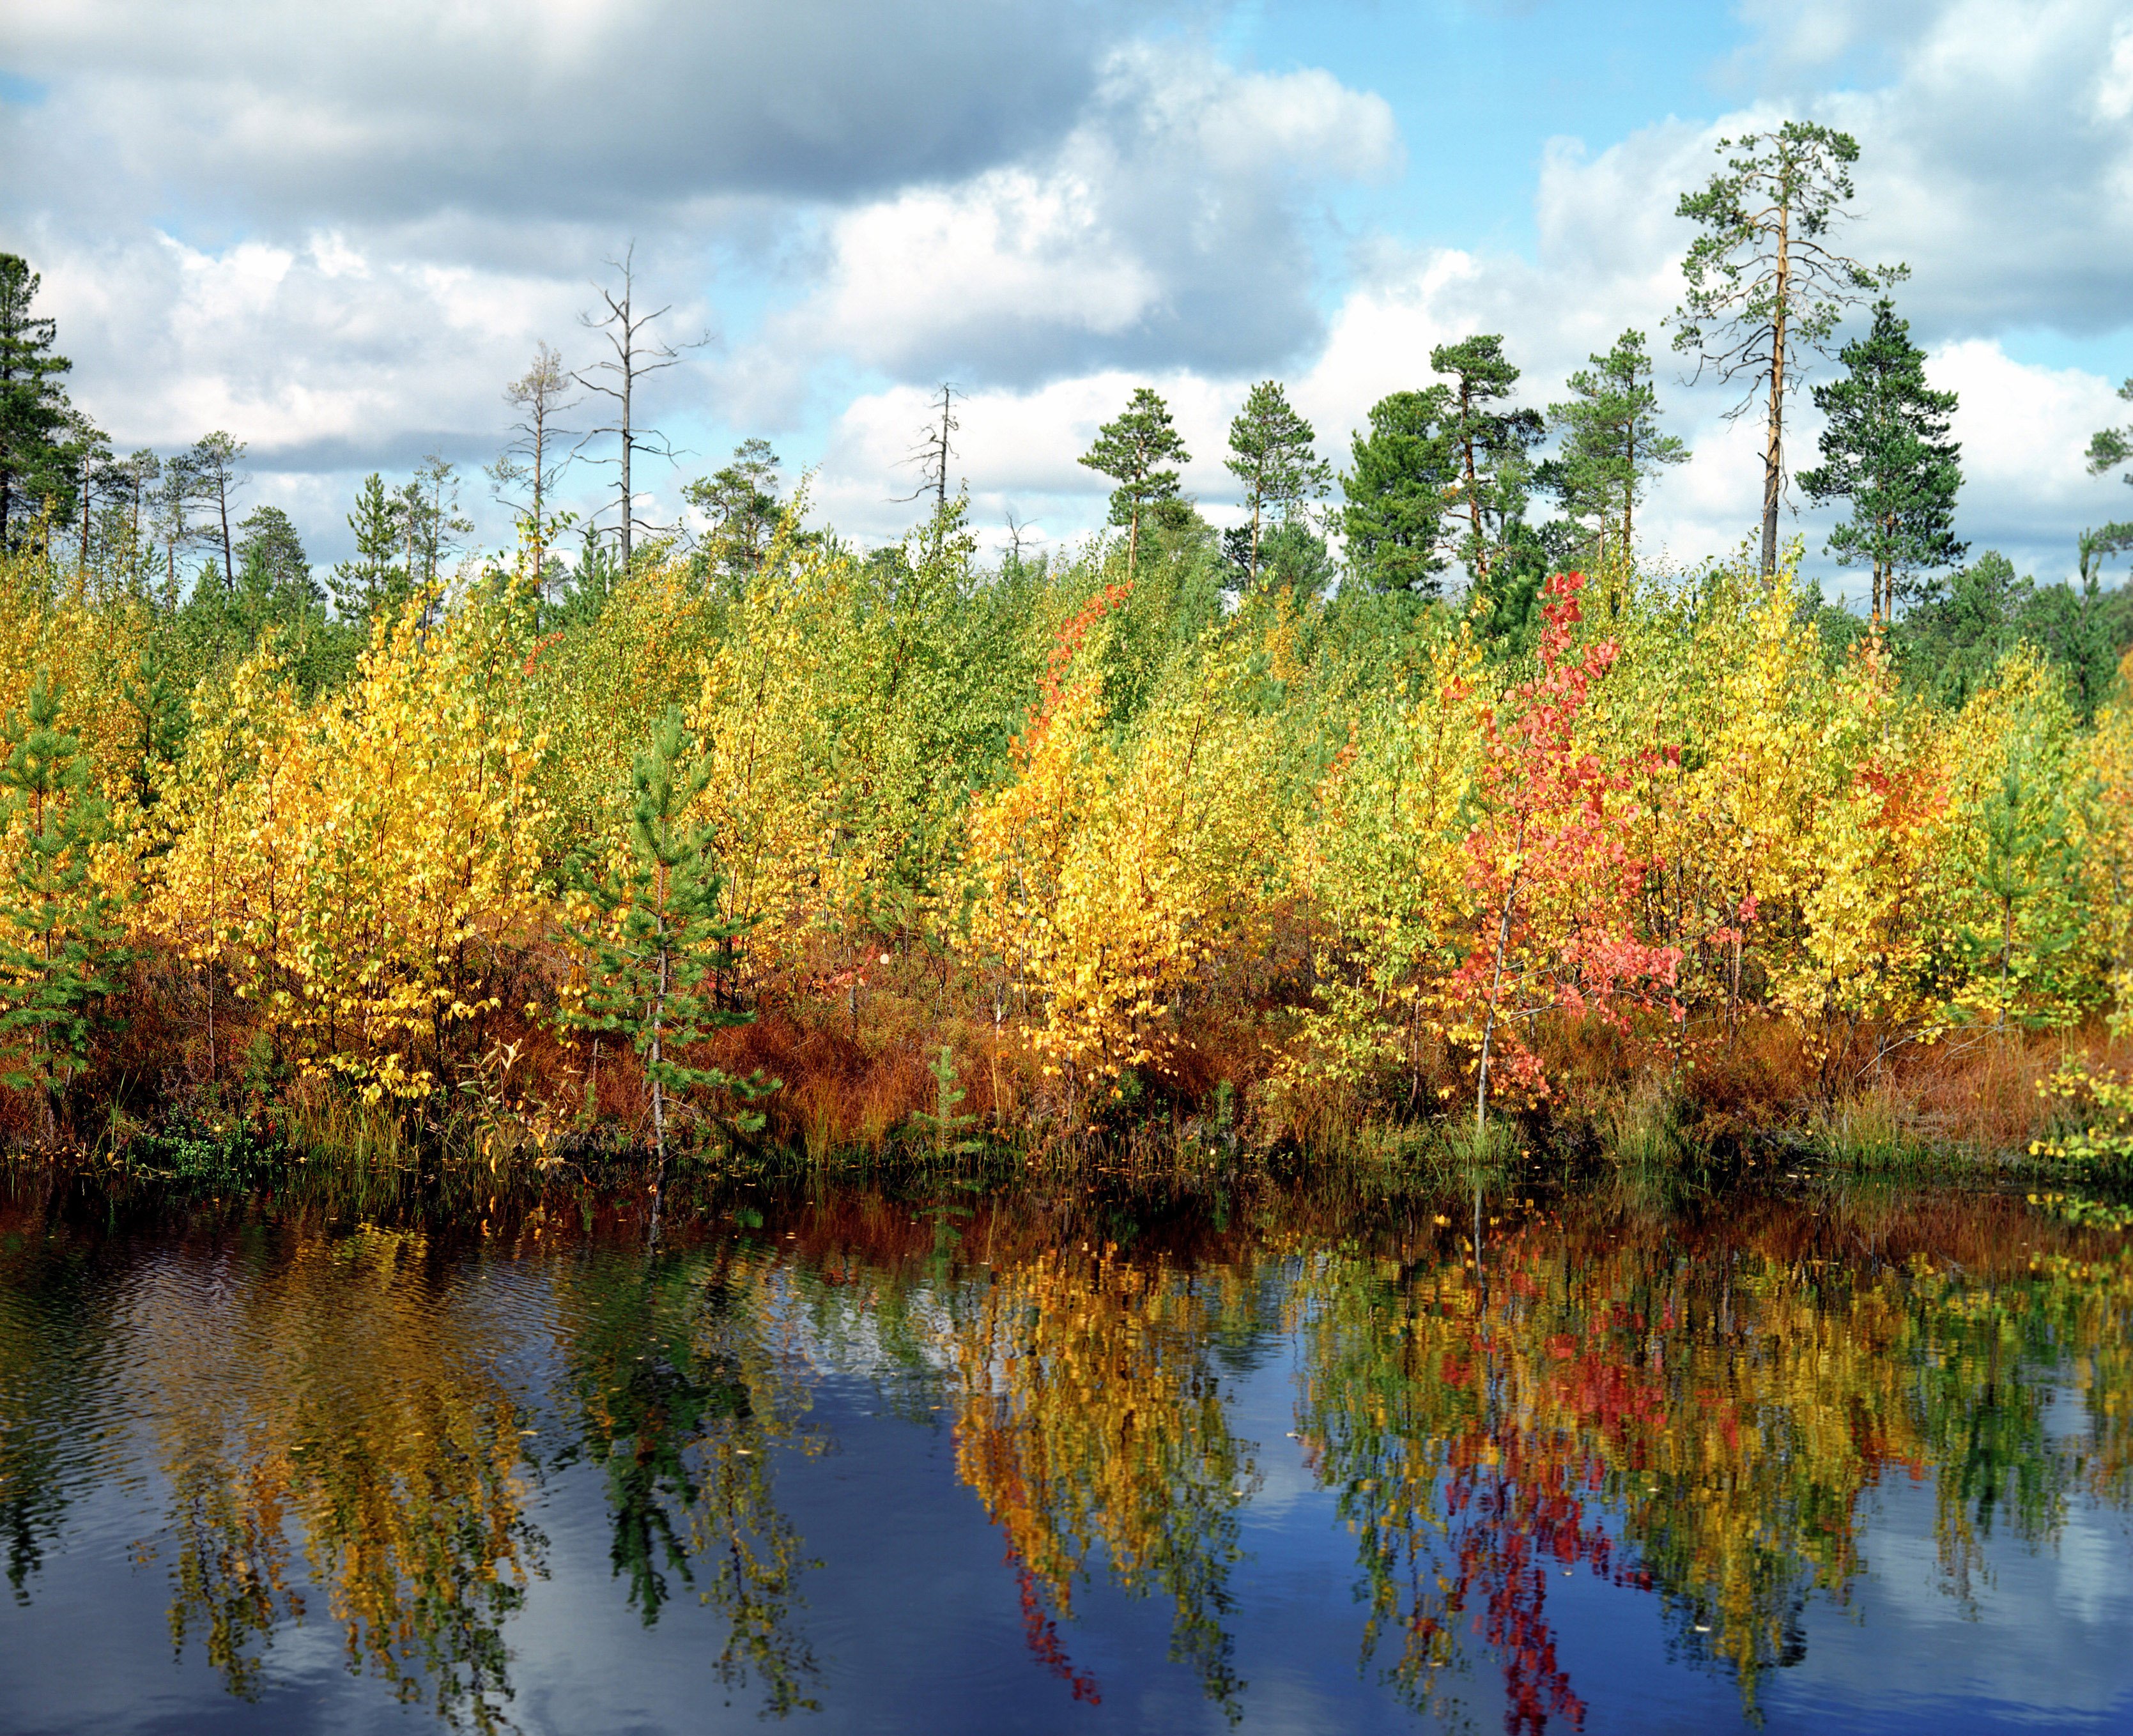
[3,0,2130,597]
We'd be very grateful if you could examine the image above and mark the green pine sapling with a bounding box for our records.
[564,707,776,1224]
[119,638,186,816]
[0,670,130,1142]
[908,1043,981,1160]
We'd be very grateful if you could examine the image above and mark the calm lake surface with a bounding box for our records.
[3,1169,2130,1734]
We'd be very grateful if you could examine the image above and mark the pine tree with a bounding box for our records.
[63,408,112,576]
[0,255,76,551]
[227,505,328,665]
[1079,388,1190,580]
[489,340,577,588]
[185,432,247,592]
[1430,336,1544,585]
[119,640,186,815]
[153,449,203,602]
[1670,122,1905,577]
[393,455,474,621]
[1541,329,1687,604]
[235,505,311,595]
[1339,386,1457,597]
[329,473,409,625]
[1798,300,1965,627]
[0,672,128,1141]
[683,439,785,592]
[908,1044,981,1159]
[2087,379,2132,489]
[1225,381,1329,587]
[564,709,776,1230]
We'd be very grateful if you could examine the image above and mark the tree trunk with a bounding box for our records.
[1475,872,1520,1139]
[1998,901,2013,1033]
[620,350,634,577]
[219,482,234,592]
[1761,196,1791,579]
[648,937,667,1247]
[1461,383,1488,581]
[530,409,546,589]
[1622,452,1635,567]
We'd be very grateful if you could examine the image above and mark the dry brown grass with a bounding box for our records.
[27,930,2133,1172]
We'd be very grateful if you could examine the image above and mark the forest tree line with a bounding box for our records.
[0,123,2127,1160]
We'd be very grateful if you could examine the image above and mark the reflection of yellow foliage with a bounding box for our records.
[141,1227,539,1728]
[946,1246,1259,1707]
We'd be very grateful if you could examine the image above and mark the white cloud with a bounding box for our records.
[4,0,2123,588]
[31,227,598,464]
[774,43,1401,385]
[2099,23,2133,125]
[1,0,1118,219]
[1810,1,2133,335]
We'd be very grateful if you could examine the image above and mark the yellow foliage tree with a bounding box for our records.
[968,597,1288,1095]
[144,593,551,1103]
[1293,629,1486,1096]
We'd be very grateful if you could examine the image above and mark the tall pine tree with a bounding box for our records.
[1541,329,1686,605]
[1226,381,1329,587]
[1339,386,1456,597]
[1079,388,1190,580]
[1671,122,1904,577]
[0,256,76,551]
[2088,379,2132,489]
[1798,299,1964,627]
[329,473,410,626]
[684,438,785,591]
[1431,335,1544,585]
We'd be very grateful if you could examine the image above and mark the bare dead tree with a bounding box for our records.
[1003,505,1036,569]
[489,341,576,594]
[895,382,959,511]
[574,245,702,573]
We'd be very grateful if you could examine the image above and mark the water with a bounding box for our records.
[3,1171,2131,1734]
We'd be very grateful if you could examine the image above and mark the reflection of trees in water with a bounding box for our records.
[140,1230,831,1726]
[944,1250,1262,1716]
[778,1205,1267,1716]
[1291,1200,2133,1730]
[141,1226,540,1731]
[557,1247,824,1716]
[0,1224,111,1602]
[10,1184,2133,1734]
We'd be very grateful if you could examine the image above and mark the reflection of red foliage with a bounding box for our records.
[1010,1550,1102,1704]
[1436,1425,1651,1736]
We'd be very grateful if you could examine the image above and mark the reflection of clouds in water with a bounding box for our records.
[1225,1352,1319,1517]
[2051,1504,2129,1631]
[1776,1477,2133,1717]
[13,1188,2133,1733]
